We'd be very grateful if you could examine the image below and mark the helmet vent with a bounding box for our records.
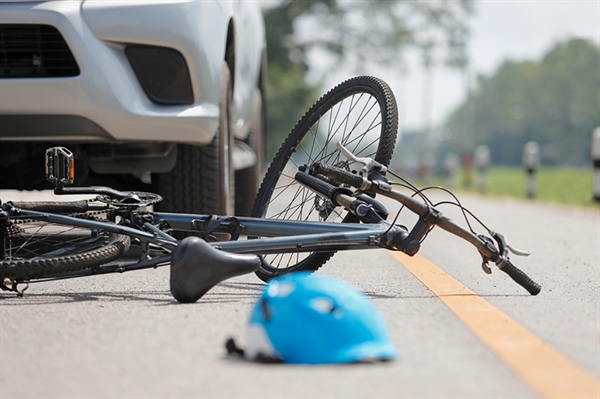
[267,281,295,297]
[309,297,343,318]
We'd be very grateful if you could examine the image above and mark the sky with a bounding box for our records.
[317,0,600,133]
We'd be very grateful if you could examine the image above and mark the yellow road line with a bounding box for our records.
[389,251,600,399]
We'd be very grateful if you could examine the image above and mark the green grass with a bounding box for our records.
[455,167,597,206]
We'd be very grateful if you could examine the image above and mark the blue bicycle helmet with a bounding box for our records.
[231,272,397,364]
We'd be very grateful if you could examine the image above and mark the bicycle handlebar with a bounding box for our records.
[499,260,541,295]
[311,162,541,295]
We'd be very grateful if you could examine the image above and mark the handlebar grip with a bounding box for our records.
[312,163,365,189]
[499,261,541,295]
[294,171,337,198]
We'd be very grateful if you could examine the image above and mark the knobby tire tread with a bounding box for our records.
[1,233,130,281]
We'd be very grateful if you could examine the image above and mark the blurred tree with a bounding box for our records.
[442,38,600,166]
[264,62,318,158]
[262,0,473,159]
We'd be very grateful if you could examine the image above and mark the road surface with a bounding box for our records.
[0,189,598,398]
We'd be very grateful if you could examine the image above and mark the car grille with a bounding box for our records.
[0,24,80,78]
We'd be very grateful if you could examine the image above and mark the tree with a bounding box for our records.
[262,0,473,158]
[442,38,600,166]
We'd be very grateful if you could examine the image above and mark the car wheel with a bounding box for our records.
[235,88,265,216]
[154,62,234,216]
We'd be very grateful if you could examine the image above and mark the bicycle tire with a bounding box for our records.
[0,216,131,281]
[250,76,398,281]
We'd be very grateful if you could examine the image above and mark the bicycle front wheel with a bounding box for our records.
[251,76,398,281]
[0,216,130,282]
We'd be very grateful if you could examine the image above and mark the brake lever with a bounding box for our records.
[490,231,531,258]
[337,142,387,175]
[506,243,531,257]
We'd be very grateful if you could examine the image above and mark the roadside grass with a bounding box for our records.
[450,167,598,207]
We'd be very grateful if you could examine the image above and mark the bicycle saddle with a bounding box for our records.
[170,236,260,303]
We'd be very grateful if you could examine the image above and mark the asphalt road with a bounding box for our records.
[0,189,598,398]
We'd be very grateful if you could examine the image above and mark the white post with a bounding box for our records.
[443,153,459,188]
[592,127,600,202]
[523,142,540,198]
[474,145,490,192]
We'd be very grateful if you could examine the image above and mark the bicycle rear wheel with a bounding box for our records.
[0,216,130,282]
[251,76,398,281]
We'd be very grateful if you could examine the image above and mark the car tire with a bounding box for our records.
[235,88,265,216]
[154,62,234,216]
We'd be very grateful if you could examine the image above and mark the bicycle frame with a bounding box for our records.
[12,208,405,281]
[156,213,400,254]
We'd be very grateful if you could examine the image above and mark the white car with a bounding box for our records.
[0,0,266,216]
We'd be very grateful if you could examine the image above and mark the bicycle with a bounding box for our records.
[0,76,541,302]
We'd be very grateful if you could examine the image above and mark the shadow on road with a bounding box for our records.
[0,281,265,306]
[0,290,173,305]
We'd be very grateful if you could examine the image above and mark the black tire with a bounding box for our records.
[235,88,265,216]
[250,76,398,281]
[154,62,235,216]
[0,217,130,281]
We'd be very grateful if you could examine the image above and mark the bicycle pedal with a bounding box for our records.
[45,147,74,187]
